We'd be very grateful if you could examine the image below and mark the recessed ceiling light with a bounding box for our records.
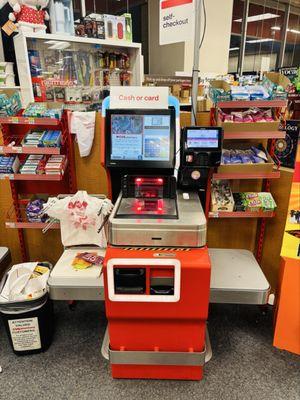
[246,38,274,43]
[271,26,300,34]
[229,47,240,51]
[235,13,279,23]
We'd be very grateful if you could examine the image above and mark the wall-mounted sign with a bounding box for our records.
[110,86,169,109]
[144,74,192,86]
[159,0,195,45]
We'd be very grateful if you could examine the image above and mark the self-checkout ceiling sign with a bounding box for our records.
[159,0,195,45]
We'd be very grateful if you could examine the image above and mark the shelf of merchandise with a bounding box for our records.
[213,171,280,180]
[13,32,143,107]
[5,221,60,229]
[0,110,77,261]
[216,100,287,108]
[209,211,275,219]
[223,130,286,140]
[208,97,287,263]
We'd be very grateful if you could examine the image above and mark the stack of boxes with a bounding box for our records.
[45,155,66,175]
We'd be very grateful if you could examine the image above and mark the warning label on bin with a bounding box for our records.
[8,318,41,351]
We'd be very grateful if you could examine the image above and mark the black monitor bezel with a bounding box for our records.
[182,126,223,151]
[105,108,176,169]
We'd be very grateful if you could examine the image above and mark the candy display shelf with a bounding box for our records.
[209,211,275,219]
[208,96,287,263]
[0,110,77,261]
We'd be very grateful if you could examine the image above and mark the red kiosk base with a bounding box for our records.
[103,247,211,380]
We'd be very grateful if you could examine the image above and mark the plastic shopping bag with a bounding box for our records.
[70,111,96,157]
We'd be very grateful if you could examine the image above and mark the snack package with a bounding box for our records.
[259,192,277,212]
[211,180,235,212]
[232,111,244,123]
[239,150,252,164]
[26,199,48,223]
[251,146,268,162]
[233,193,246,211]
[263,109,274,122]
[251,108,266,122]
[243,192,262,212]
[72,252,104,270]
[242,110,253,123]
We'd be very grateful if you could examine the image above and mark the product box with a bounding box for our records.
[0,155,20,174]
[197,98,213,112]
[104,14,117,40]
[265,72,291,91]
[96,15,105,39]
[218,142,275,174]
[65,87,82,103]
[123,13,132,42]
[0,62,14,75]
[0,89,22,116]
[211,180,234,212]
[262,72,291,100]
[216,108,280,133]
[172,84,181,98]
[209,80,231,103]
[0,73,15,87]
[116,16,126,40]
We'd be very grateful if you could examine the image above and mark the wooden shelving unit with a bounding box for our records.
[209,98,286,262]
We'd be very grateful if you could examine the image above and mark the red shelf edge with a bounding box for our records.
[0,117,60,126]
[0,145,61,155]
[0,172,65,181]
[223,131,286,139]
[213,171,280,180]
[209,211,275,218]
[216,100,287,108]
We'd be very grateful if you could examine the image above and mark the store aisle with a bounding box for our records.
[0,302,299,400]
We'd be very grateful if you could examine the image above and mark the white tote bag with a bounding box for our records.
[45,191,113,247]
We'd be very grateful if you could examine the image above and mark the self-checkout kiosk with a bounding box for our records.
[47,89,271,382]
[100,95,222,380]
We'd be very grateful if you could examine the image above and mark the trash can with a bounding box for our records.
[0,262,54,356]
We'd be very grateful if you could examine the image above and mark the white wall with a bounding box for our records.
[183,0,233,76]
[148,0,234,76]
[148,0,187,75]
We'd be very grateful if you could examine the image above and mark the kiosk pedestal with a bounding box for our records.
[103,247,210,380]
